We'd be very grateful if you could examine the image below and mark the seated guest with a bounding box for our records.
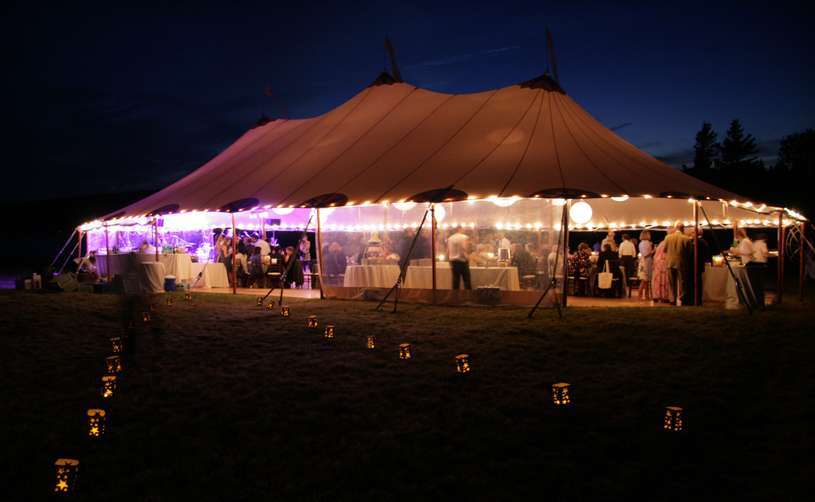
[569,243,592,278]
[467,242,485,268]
[510,242,535,278]
[595,243,618,271]
[325,242,347,284]
[478,243,495,261]
[284,246,303,288]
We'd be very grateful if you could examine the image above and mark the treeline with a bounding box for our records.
[681,121,814,219]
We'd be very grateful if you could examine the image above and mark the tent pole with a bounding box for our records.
[694,201,700,306]
[800,221,805,303]
[777,211,783,304]
[232,213,237,294]
[78,229,83,262]
[154,219,159,262]
[105,223,111,282]
[562,200,570,307]
[316,208,325,299]
[431,204,437,304]
[780,215,786,304]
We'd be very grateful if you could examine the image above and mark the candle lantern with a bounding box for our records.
[106,355,121,374]
[308,315,317,328]
[167,298,173,306]
[257,297,263,306]
[399,343,411,359]
[101,376,116,398]
[324,325,334,338]
[367,335,376,349]
[87,409,105,437]
[127,320,134,329]
[664,406,683,431]
[281,306,290,317]
[712,255,724,267]
[142,312,151,322]
[552,383,570,404]
[184,292,191,300]
[267,300,276,309]
[110,338,122,353]
[149,303,156,312]
[54,459,79,492]
[455,354,470,372]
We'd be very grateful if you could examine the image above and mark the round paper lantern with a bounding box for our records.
[393,202,416,211]
[273,207,294,215]
[569,201,593,224]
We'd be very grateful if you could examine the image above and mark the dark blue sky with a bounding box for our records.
[3,1,813,203]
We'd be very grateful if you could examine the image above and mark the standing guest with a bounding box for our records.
[601,232,617,252]
[726,228,755,265]
[447,225,472,290]
[637,230,654,300]
[254,237,271,257]
[235,243,248,287]
[495,232,511,251]
[664,223,691,305]
[284,246,303,288]
[682,227,709,306]
[618,234,637,280]
[652,230,670,303]
[509,243,535,279]
[217,236,234,287]
[299,235,311,262]
[753,233,769,265]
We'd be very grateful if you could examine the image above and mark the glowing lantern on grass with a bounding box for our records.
[101,376,116,398]
[664,407,683,431]
[149,303,156,312]
[106,356,121,374]
[184,292,191,300]
[127,320,134,329]
[552,383,570,404]
[257,297,263,306]
[324,326,334,338]
[167,298,173,306]
[456,354,470,372]
[267,300,276,309]
[399,343,411,359]
[367,335,376,349]
[308,315,317,328]
[281,306,290,317]
[110,338,122,353]
[87,409,105,437]
[54,459,79,492]
[142,312,150,322]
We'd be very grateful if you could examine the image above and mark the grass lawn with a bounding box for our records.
[1,285,813,501]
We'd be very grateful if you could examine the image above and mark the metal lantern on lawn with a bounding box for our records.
[456,354,470,373]
[367,335,376,349]
[142,312,151,323]
[324,325,334,338]
[101,376,116,398]
[110,337,122,353]
[664,406,683,431]
[281,306,290,317]
[167,298,173,306]
[552,383,570,404]
[185,292,191,300]
[149,303,156,312]
[267,300,276,310]
[54,459,79,493]
[399,343,411,359]
[257,297,263,306]
[308,315,317,328]
[127,320,134,329]
[106,355,121,374]
[88,409,105,437]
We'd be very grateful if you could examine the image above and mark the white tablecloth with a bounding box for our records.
[97,253,194,282]
[343,265,401,288]
[139,262,166,293]
[190,262,229,288]
[726,266,764,310]
[702,265,728,302]
[404,266,521,291]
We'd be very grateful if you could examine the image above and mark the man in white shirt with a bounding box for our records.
[618,234,637,279]
[447,226,472,290]
[255,237,271,256]
[495,232,510,251]
[753,233,769,264]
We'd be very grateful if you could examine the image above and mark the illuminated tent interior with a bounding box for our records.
[80,69,805,305]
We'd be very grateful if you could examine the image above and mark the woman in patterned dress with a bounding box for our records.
[651,227,671,303]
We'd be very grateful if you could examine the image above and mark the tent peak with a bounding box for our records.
[368,71,401,87]
[251,114,278,129]
[518,72,565,94]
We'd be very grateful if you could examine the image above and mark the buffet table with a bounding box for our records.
[702,265,728,302]
[343,264,401,288]
[190,262,229,288]
[702,264,764,309]
[97,253,194,282]
[404,265,520,291]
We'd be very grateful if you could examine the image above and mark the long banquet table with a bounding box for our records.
[343,264,401,288]
[404,265,520,291]
[702,264,764,309]
[97,253,194,282]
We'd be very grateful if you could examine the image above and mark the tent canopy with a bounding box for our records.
[96,70,802,228]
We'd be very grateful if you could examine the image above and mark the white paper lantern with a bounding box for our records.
[569,201,593,224]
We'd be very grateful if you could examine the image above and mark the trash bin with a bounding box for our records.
[164,275,177,292]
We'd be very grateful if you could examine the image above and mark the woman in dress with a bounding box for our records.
[651,227,670,303]
[217,236,234,287]
[637,230,655,300]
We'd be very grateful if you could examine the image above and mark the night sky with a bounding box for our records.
[3,1,813,204]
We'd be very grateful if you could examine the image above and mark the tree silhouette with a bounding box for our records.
[715,119,759,175]
[776,128,815,176]
[692,122,719,171]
